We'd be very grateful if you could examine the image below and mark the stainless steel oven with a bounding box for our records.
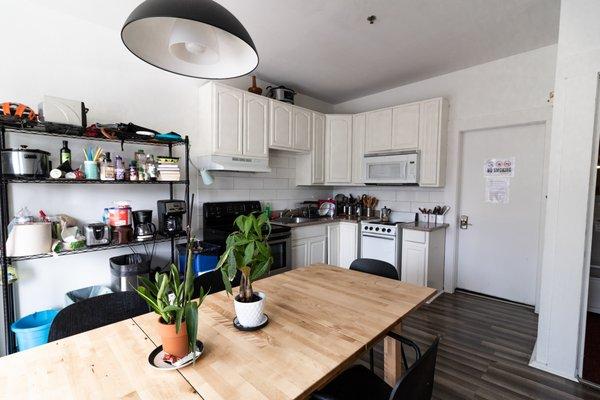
[267,230,292,275]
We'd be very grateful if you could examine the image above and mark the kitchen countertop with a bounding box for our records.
[271,216,379,228]
[400,222,449,232]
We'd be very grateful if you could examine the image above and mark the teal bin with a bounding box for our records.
[11,309,59,351]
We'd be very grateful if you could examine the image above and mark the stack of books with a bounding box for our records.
[157,157,181,181]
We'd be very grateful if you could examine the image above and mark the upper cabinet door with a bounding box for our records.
[326,115,353,184]
[419,98,446,187]
[312,113,326,184]
[352,114,366,184]
[243,94,269,158]
[392,103,420,151]
[213,85,243,156]
[293,107,311,152]
[269,101,293,149]
[365,108,393,154]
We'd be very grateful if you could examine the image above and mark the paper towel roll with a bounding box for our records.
[6,223,52,257]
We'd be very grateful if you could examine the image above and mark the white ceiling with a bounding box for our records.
[37,0,560,104]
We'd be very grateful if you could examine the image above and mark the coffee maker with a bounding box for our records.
[132,210,156,241]
[157,200,186,236]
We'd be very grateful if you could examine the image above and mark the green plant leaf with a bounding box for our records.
[227,253,238,278]
[243,242,255,267]
[175,307,184,334]
[221,268,233,295]
[250,259,271,281]
[185,302,199,360]
[243,216,253,235]
[184,248,194,301]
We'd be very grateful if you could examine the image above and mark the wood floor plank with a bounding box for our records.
[358,292,600,400]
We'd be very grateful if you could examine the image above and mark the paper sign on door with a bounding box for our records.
[485,178,510,204]
[484,158,515,177]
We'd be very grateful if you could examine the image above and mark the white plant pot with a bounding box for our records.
[234,291,265,328]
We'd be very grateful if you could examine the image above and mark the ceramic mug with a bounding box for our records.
[84,161,99,180]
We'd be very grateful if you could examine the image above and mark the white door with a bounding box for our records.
[292,240,308,268]
[352,114,366,184]
[339,223,357,268]
[213,85,243,156]
[392,103,419,151]
[243,94,269,158]
[326,115,352,184]
[457,122,546,305]
[312,113,326,184]
[270,101,293,149]
[402,241,426,286]
[293,107,311,152]
[327,224,340,266]
[365,108,392,154]
[309,237,327,265]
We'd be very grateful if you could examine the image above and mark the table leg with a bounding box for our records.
[383,322,403,386]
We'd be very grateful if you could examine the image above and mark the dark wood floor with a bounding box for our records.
[357,292,600,400]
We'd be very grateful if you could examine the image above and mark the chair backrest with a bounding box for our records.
[389,336,440,400]
[193,269,241,298]
[350,258,399,280]
[48,291,149,342]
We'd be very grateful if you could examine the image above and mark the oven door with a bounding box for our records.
[360,232,399,269]
[268,233,292,275]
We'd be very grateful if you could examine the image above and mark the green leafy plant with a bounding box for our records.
[216,213,273,302]
[134,240,206,356]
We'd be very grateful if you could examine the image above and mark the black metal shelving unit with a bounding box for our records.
[0,124,191,355]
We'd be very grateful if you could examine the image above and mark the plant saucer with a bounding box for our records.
[148,340,204,371]
[233,314,269,331]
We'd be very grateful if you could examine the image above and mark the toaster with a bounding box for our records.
[84,223,111,246]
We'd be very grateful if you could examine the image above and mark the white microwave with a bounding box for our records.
[363,152,419,185]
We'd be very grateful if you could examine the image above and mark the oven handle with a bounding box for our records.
[361,233,396,240]
[268,238,291,245]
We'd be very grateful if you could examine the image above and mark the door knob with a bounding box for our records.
[459,215,471,230]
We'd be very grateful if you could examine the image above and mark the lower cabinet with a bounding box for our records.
[290,224,328,268]
[401,228,446,291]
[327,222,358,268]
[327,224,340,266]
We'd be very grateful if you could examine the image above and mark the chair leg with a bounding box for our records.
[369,348,375,373]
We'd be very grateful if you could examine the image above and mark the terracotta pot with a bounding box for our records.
[157,318,189,358]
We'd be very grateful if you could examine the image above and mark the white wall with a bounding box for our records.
[532,0,600,380]
[333,45,557,293]
[0,1,333,325]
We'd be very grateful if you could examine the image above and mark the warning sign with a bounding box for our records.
[484,158,515,178]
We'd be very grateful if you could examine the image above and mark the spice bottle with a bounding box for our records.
[100,152,115,181]
[129,161,138,181]
[115,156,125,181]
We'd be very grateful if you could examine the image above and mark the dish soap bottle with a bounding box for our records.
[60,140,71,167]
[100,152,115,181]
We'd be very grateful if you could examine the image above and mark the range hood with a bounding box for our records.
[196,155,271,173]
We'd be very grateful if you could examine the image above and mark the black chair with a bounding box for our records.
[350,258,399,280]
[311,335,440,400]
[349,258,399,371]
[193,269,241,298]
[48,291,149,341]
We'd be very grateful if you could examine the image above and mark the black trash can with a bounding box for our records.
[109,254,150,292]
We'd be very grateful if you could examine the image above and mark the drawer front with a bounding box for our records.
[291,224,328,240]
[403,229,426,244]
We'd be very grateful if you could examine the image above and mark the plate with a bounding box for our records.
[233,314,269,331]
[319,202,334,216]
[148,340,204,371]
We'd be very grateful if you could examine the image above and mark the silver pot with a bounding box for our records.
[1,146,50,177]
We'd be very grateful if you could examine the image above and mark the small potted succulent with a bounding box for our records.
[217,213,273,328]
[134,195,206,359]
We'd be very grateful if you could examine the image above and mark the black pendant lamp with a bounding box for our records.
[121,0,258,79]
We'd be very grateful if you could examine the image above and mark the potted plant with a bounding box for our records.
[134,195,206,359]
[216,212,273,328]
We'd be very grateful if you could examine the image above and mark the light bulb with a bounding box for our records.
[169,19,220,65]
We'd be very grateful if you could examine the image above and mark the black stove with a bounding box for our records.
[202,201,291,272]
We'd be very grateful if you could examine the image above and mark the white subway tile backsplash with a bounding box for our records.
[276,168,295,179]
[263,178,289,189]
[395,190,416,201]
[413,190,431,202]
[249,189,277,201]
[268,155,289,168]
[234,177,264,189]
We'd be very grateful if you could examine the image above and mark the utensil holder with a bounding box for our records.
[84,161,99,180]
[436,215,445,224]
[365,207,373,218]
[419,213,430,224]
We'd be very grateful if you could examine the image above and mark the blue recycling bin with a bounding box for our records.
[177,242,221,277]
[11,309,59,351]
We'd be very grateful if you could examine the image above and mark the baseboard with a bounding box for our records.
[529,356,578,382]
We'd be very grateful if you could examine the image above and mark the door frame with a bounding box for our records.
[448,107,553,308]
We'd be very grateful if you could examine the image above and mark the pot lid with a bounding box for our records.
[2,146,50,155]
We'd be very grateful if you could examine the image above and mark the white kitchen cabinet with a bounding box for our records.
[197,83,268,159]
[365,108,393,154]
[270,101,293,149]
[352,114,366,185]
[401,227,446,293]
[392,103,420,151]
[418,98,448,187]
[243,93,269,158]
[327,224,340,267]
[309,236,327,264]
[295,112,325,185]
[290,224,328,268]
[293,107,311,152]
[325,115,353,184]
[338,222,358,268]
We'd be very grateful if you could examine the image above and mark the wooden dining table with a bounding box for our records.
[0,264,436,400]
